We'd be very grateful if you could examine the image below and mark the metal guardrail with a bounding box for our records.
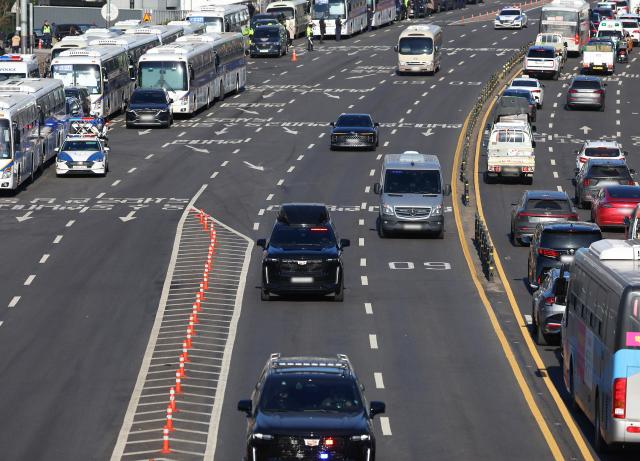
[474,213,495,281]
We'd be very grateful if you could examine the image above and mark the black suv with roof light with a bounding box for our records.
[257,203,349,301]
[527,222,602,289]
[238,353,385,461]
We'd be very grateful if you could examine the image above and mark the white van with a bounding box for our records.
[394,24,442,74]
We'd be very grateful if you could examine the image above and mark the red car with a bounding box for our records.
[591,185,640,228]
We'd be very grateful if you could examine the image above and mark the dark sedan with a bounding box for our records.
[502,88,537,122]
[125,88,173,128]
[510,190,578,246]
[330,113,379,151]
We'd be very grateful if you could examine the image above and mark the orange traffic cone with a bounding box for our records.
[292,48,297,62]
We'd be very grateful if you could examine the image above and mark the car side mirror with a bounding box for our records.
[237,399,252,415]
[169,98,174,104]
[532,141,537,148]
[330,122,334,127]
[630,168,636,175]
[256,238,266,249]
[393,45,398,52]
[369,401,385,418]
[54,147,59,152]
[443,184,451,196]
[339,238,350,249]
[104,147,110,152]
[603,83,608,87]
[374,122,379,127]
[373,182,382,195]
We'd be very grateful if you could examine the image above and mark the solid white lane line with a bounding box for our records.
[221,161,229,166]
[8,296,20,308]
[553,171,559,179]
[369,334,378,349]
[111,180,121,187]
[380,417,392,435]
[287,166,295,173]
[53,235,63,244]
[297,155,304,161]
[266,194,274,201]
[277,179,284,186]
[360,258,367,267]
[253,222,260,230]
[358,237,364,246]
[210,171,219,179]
[374,372,385,389]
[361,275,368,286]
[24,275,35,286]
[66,220,75,227]
[364,302,373,314]
[39,254,49,264]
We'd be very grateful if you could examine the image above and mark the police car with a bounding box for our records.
[55,134,109,176]
[508,75,545,108]
[494,7,528,29]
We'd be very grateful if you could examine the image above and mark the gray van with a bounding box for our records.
[373,151,451,238]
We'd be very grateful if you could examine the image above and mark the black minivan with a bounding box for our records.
[250,24,289,57]
[125,88,173,129]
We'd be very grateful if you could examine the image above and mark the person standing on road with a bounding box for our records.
[286,21,295,46]
[11,33,20,53]
[319,17,326,43]
[335,17,342,41]
[367,7,373,31]
[42,20,52,48]
[306,23,314,51]
[403,0,410,20]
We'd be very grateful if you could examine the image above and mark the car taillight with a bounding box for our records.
[575,33,580,45]
[627,180,635,185]
[594,89,604,94]
[538,248,559,258]
[634,30,640,34]
[613,378,627,419]
[324,437,335,447]
[579,157,587,163]
[569,89,578,94]
[544,296,556,304]
[570,213,579,220]
[583,179,591,186]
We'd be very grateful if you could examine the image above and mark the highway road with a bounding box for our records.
[0,1,615,460]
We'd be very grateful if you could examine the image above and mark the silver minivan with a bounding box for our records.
[373,151,451,238]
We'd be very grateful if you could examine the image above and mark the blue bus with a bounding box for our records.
[562,239,640,452]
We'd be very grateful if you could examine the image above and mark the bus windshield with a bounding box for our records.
[267,7,295,19]
[313,0,346,19]
[384,169,441,194]
[187,16,223,33]
[138,61,188,92]
[52,64,101,94]
[398,37,433,55]
[541,9,579,22]
[0,120,11,159]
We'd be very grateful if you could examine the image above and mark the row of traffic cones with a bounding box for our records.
[161,209,217,454]
[459,0,547,24]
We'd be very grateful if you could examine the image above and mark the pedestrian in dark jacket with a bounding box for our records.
[319,17,326,43]
[335,17,342,41]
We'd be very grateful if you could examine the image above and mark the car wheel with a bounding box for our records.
[599,103,605,112]
[260,288,271,301]
[333,282,344,302]
[377,217,387,238]
[126,123,132,129]
[535,321,547,346]
[523,176,533,185]
[565,104,571,111]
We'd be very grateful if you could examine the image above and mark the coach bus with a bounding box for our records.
[89,34,160,80]
[562,239,640,452]
[266,0,311,38]
[0,92,40,189]
[125,25,185,45]
[539,0,590,54]
[51,28,123,60]
[0,54,40,81]
[370,0,396,27]
[167,20,207,36]
[0,78,67,170]
[186,4,250,34]
[312,0,368,37]
[51,47,132,118]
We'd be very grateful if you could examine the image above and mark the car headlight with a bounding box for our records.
[252,433,274,440]
[350,434,371,441]
[325,258,338,262]
[382,204,394,215]
[432,204,442,215]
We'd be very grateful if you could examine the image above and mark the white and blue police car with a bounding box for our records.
[55,135,109,176]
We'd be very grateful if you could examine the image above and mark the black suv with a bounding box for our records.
[527,222,601,289]
[125,88,173,128]
[257,203,349,301]
[238,353,385,461]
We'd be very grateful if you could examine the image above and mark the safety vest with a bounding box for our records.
[43,24,51,34]
[306,26,313,37]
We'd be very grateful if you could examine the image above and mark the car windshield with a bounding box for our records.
[254,28,281,40]
[0,72,27,82]
[260,375,363,414]
[584,147,620,157]
[313,0,345,19]
[622,20,638,27]
[512,80,537,88]
[336,115,372,127]
[0,119,11,159]
[267,6,294,18]
[62,140,101,151]
[525,199,571,212]
[608,187,640,199]
[384,169,441,194]
[130,91,166,104]
[598,30,623,39]
[503,90,533,103]
[571,80,602,89]
[528,48,555,58]
[398,37,433,55]
[588,165,629,177]
[51,64,101,94]
[540,230,602,249]
[501,9,521,15]
[138,61,188,92]
[269,226,337,248]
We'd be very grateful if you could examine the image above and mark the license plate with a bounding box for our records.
[141,115,155,121]
[403,223,423,230]
[529,217,559,223]
[72,165,87,170]
[259,49,269,53]
[291,277,313,283]
[593,66,603,70]
[560,255,574,264]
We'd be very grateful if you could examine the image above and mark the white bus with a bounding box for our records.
[51,28,123,60]
[208,32,246,98]
[0,78,67,169]
[0,54,40,81]
[395,24,443,74]
[539,0,590,54]
[51,47,132,118]
[0,92,40,189]
[186,4,250,33]
[312,0,368,37]
[89,34,161,81]
[113,19,143,31]
[167,20,207,36]
[266,0,311,39]
[370,0,396,28]
[125,25,185,45]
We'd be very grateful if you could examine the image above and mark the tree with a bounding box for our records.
[0,0,16,30]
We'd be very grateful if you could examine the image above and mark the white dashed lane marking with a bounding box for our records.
[39,254,49,264]
[24,275,35,286]
[380,417,392,436]
[361,275,369,286]
[111,180,121,187]
[364,302,373,314]
[53,235,63,244]
[369,334,379,349]
[374,372,385,389]
[8,296,20,308]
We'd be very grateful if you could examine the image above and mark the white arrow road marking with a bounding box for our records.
[283,127,298,135]
[243,161,265,171]
[237,108,259,115]
[422,128,435,137]
[325,93,340,99]
[119,211,137,222]
[580,126,592,135]
[16,211,33,222]
[215,127,228,136]
[263,92,275,98]
[137,129,152,136]
[185,145,210,154]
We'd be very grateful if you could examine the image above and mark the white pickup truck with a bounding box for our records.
[486,120,536,184]
[581,41,615,74]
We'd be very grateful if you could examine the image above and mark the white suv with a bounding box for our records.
[509,75,544,108]
[524,45,562,80]
[574,140,626,174]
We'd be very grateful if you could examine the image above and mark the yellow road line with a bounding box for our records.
[451,111,564,461]
[472,90,595,460]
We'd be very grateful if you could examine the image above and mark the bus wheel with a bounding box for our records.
[235,76,240,94]
[219,82,225,101]
[594,395,610,453]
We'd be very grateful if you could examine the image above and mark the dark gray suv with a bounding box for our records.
[575,158,635,208]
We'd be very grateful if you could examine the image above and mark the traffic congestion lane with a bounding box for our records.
[478,42,640,459]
